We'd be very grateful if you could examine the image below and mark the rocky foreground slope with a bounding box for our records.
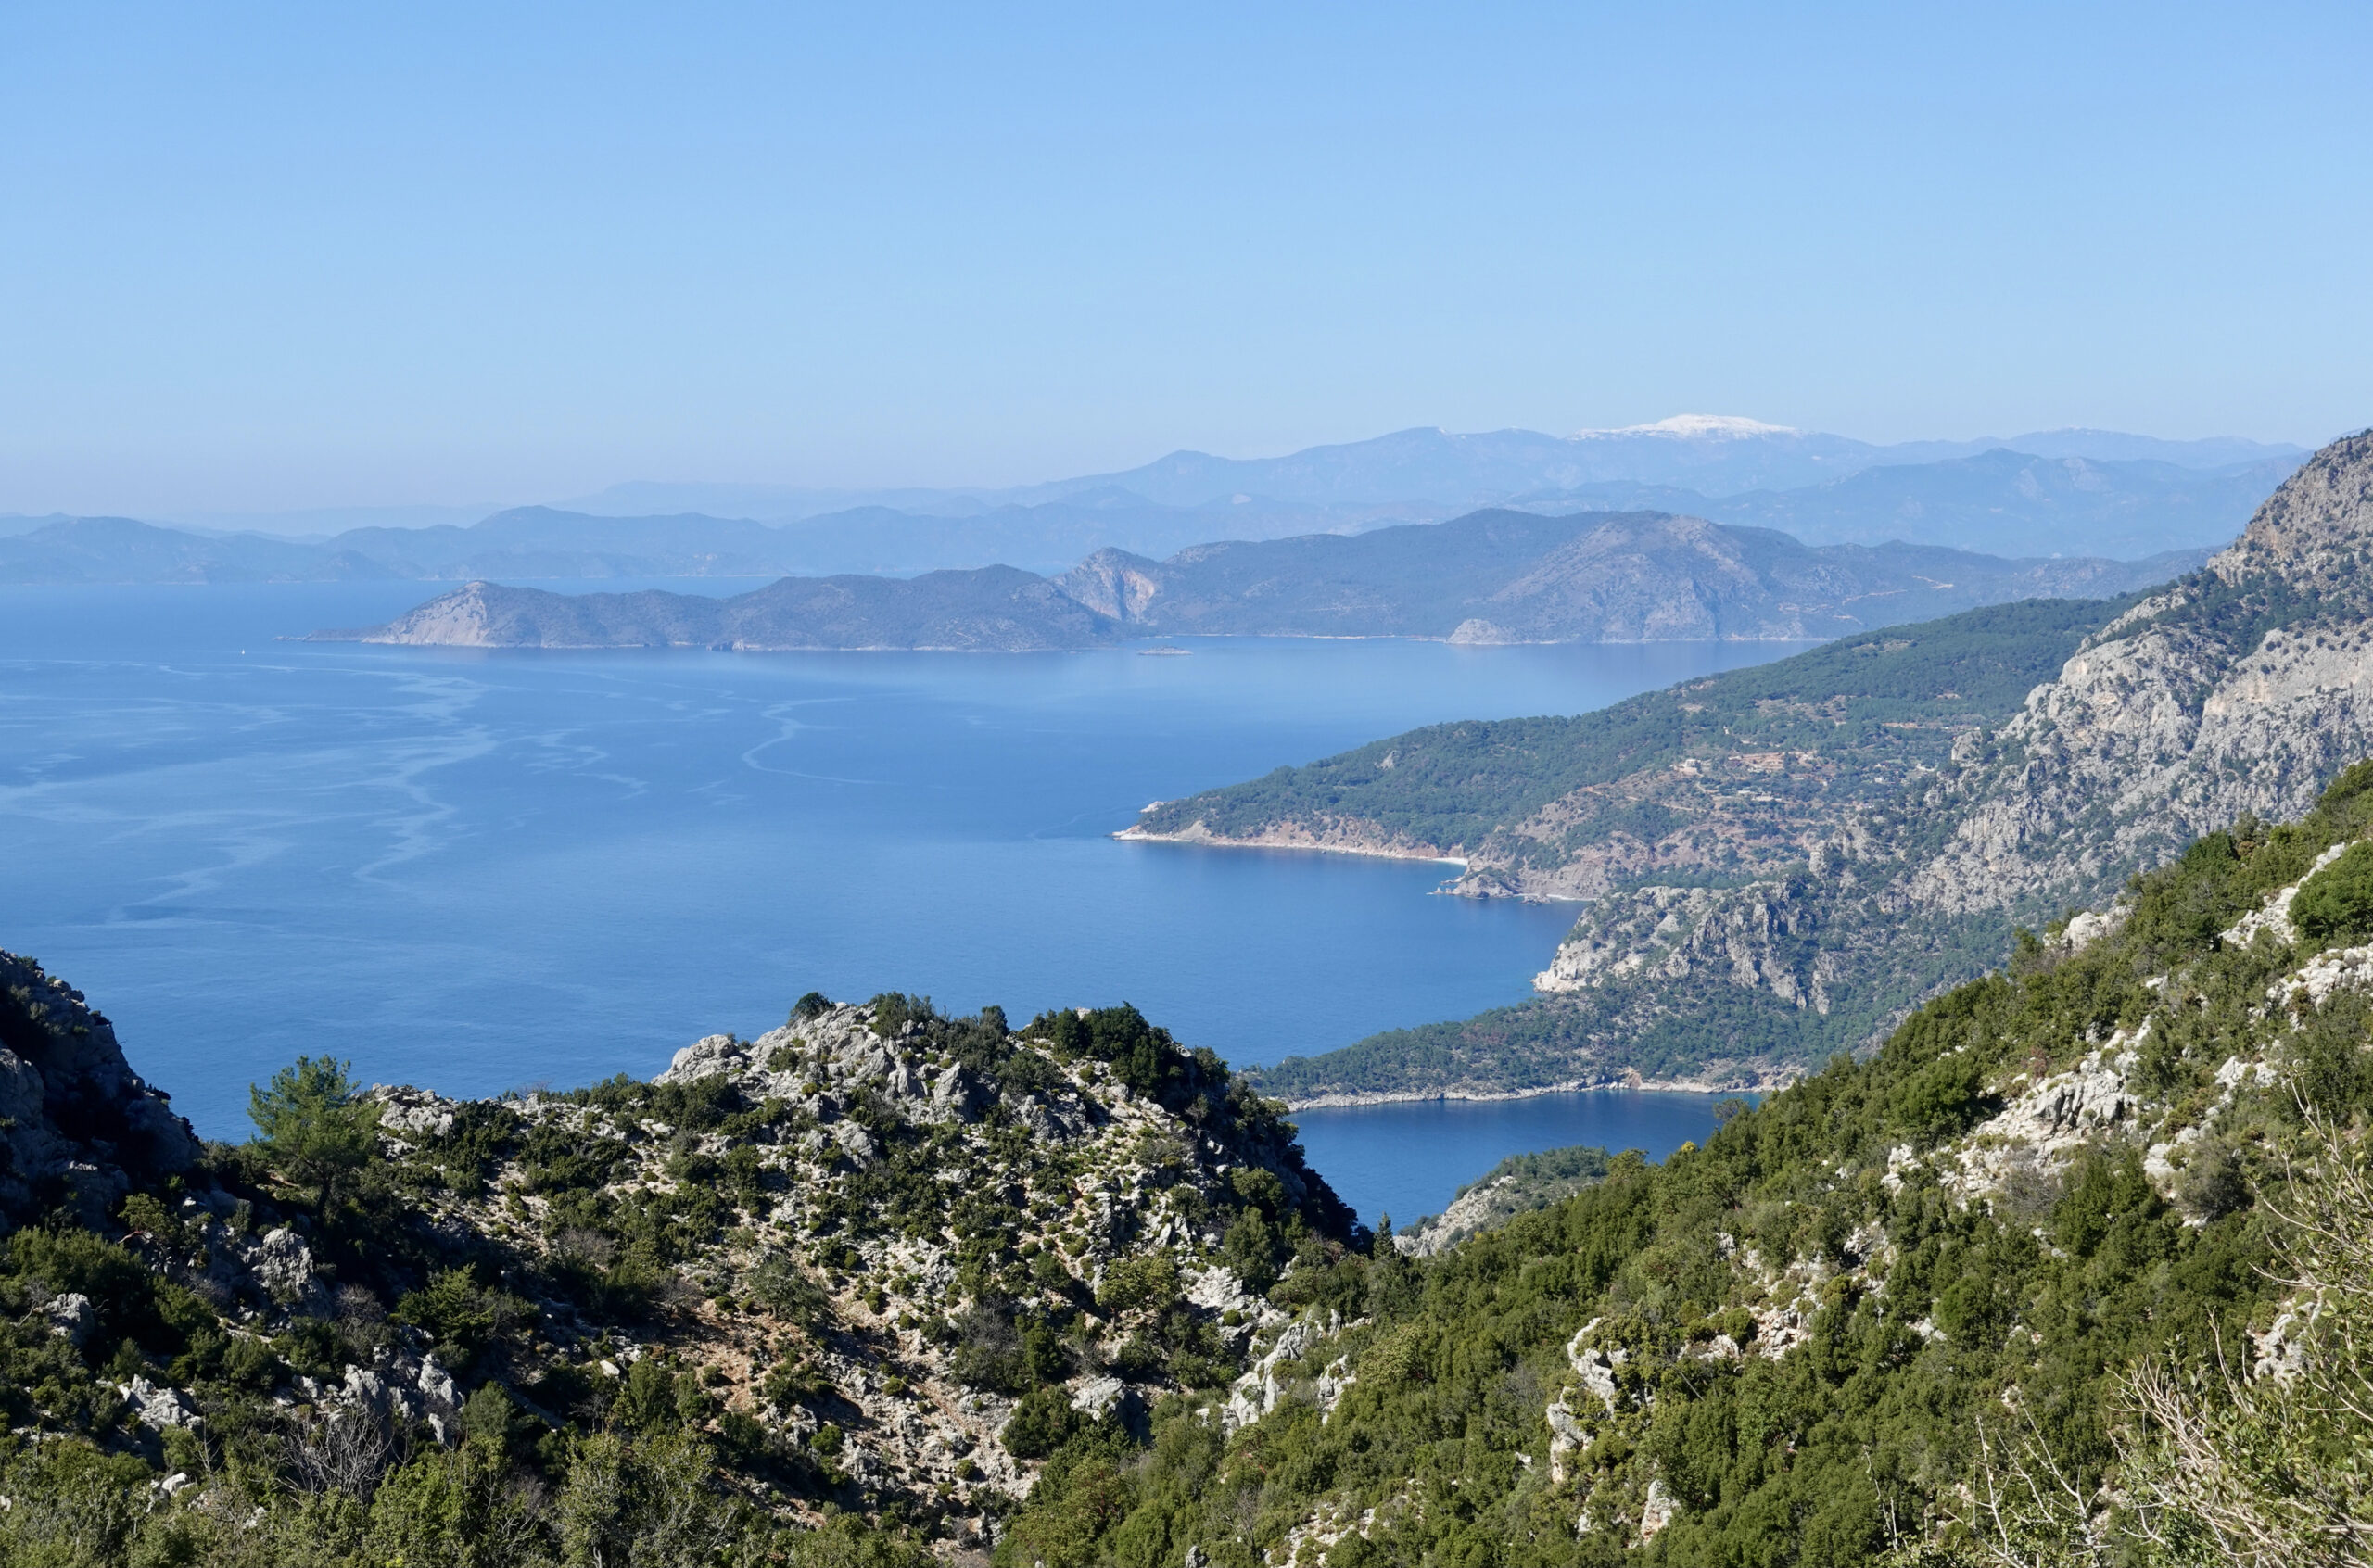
[0,981,1356,1561]
[1246,429,2373,1103]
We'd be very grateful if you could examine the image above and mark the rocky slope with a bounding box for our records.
[1250,429,2373,1103]
[0,979,1357,1558]
[318,567,1123,651]
[0,948,199,1225]
[993,769,2373,1564]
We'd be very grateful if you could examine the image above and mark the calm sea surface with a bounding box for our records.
[0,581,1805,1223]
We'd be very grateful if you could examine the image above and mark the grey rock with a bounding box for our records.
[0,949,200,1222]
[120,1375,201,1429]
[250,1228,317,1298]
[40,1292,97,1345]
[832,1122,880,1169]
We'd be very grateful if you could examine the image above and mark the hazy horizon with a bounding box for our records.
[4,5,2367,517]
[0,415,2329,533]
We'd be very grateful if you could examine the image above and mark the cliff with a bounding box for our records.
[0,949,198,1224]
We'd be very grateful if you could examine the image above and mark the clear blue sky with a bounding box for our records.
[3,3,2367,513]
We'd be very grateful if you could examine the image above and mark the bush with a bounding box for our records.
[1000,1386,1080,1460]
[1093,1255,1179,1317]
[2291,840,2373,943]
[748,1252,833,1333]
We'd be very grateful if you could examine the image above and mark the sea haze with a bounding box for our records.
[0,580,1807,1212]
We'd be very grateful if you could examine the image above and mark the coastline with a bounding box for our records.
[1113,823,1467,868]
[1273,1072,1794,1113]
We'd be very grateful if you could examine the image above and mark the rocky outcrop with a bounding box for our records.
[358,1001,1356,1516]
[0,949,199,1224]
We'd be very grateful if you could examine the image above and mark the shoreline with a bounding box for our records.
[1274,1074,1795,1113]
[1113,824,1468,869]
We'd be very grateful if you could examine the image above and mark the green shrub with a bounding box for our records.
[2291,840,2373,942]
[1000,1386,1080,1460]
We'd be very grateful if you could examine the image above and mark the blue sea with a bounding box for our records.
[0,580,1804,1223]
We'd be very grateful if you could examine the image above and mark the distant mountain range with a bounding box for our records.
[320,510,2205,652]
[0,419,2309,586]
[559,416,2306,519]
[1504,447,2297,559]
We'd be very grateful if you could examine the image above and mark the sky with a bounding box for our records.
[2,2,2368,515]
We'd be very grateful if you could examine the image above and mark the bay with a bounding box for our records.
[0,580,1807,1219]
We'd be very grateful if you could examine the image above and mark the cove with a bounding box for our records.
[1289,1089,1745,1231]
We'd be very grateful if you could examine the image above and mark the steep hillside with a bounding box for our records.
[0,948,200,1223]
[318,568,1123,651]
[986,765,2373,1566]
[1060,511,2199,643]
[1236,430,2373,1104]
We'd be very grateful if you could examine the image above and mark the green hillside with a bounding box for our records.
[996,764,2373,1567]
[1138,594,2124,877]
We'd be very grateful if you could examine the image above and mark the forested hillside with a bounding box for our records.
[1132,595,2123,898]
[992,762,2373,1566]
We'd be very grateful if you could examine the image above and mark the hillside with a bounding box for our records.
[1184,430,2373,1104]
[1059,511,2201,643]
[1128,595,2125,901]
[0,975,1356,1561]
[315,569,1123,652]
[1394,1144,1618,1258]
[990,763,2373,1566]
